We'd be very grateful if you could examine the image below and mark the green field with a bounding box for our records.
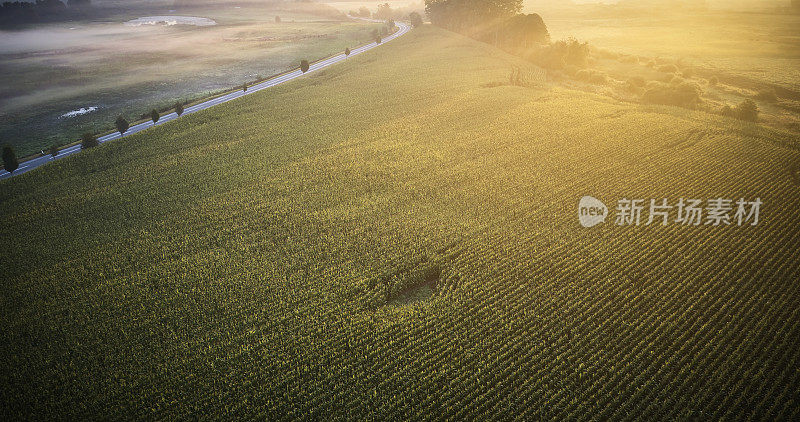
[2,25,800,419]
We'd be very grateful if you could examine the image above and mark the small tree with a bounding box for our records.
[380,26,389,36]
[115,116,129,135]
[735,99,759,122]
[375,36,382,44]
[375,3,392,20]
[345,47,351,57]
[275,16,281,23]
[300,59,310,73]
[81,132,98,149]
[2,145,19,174]
[175,102,184,116]
[242,83,248,92]
[150,109,160,124]
[49,144,59,158]
[409,11,422,28]
[358,6,370,17]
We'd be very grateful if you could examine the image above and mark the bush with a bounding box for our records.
[300,59,309,73]
[49,144,59,157]
[530,38,589,70]
[376,36,382,44]
[721,104,735,118]
[81,132,98,149]
[2,145,18,174]
[642,81,703,108]
[242,83,247,92]
[681,67,694,78]
[735,99,759,122]
[708,75,719,86]
[658,64,678,73]
[175,102,184,116]
[150,109,159,124]
[409,11,422,27]
[489,13,550,53]
[561,38,589,68]
[115,116,129,135]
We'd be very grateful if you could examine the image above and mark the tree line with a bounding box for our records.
[424,0,549,53]
[350,2,425,23]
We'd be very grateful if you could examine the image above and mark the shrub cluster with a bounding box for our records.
[528,38,589,70]
[722,99,759,122]
[641,81,703,108]
[2,145,19,173]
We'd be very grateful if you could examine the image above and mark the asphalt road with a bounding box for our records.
[0,19,410,181]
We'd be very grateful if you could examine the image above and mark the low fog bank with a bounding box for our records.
[0,0,370,156]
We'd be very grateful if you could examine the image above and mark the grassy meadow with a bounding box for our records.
[542,9,800,91]
[512,4,800,137]
[2,24,799,419]
[0,0,380,157]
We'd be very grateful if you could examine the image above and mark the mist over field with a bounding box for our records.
[0,0,381,156]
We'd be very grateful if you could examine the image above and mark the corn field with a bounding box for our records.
[1,26,798,420]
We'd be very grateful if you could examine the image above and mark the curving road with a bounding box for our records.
[1,19,410,181]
